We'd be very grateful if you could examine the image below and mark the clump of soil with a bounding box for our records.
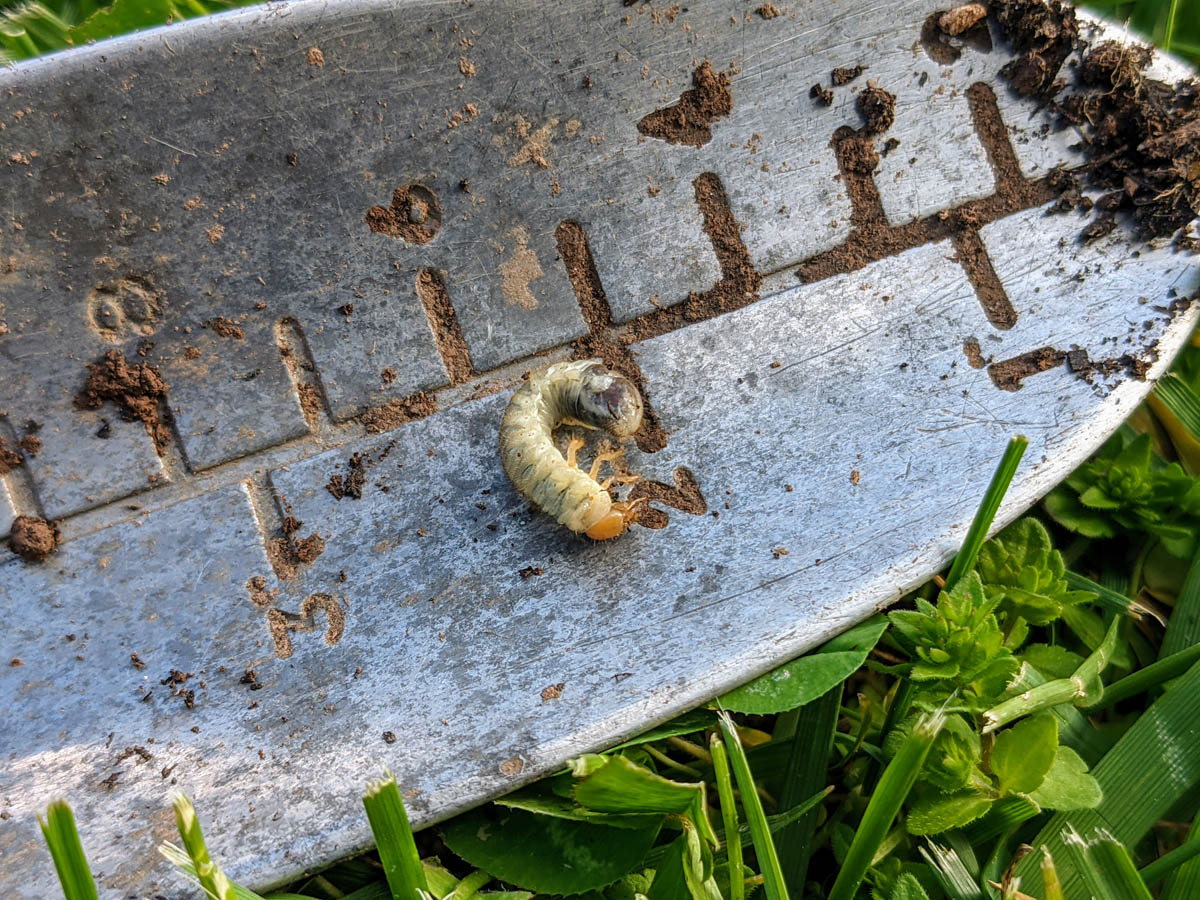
[988,347,1066,391]
[202,316,244,339]
[294,532,325,563]
[832,64,866,86]
[810,83,834,106]
[1060,40,1200,239]
[0,437,21,475]
[755,4,781,18]
[18,434,41,457]
[326,452,369,501]
[8,515,59,562]
[246,575,273,608]
[940,3,988,35]
[75,350,171,455]
[637,61,733,147]
[365,184,442,244]
[921,6,993,64]
[1067,346,1155,384]
[992,0,1080,97]
[360,390,436,434]
[857,83,896,134]
[992,0,1200,240]
[161,668,195,709]
[267,532,325,580]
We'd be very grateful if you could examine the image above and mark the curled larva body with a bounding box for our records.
[499,359,644,540]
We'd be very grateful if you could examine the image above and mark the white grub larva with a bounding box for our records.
[500,359,644,540]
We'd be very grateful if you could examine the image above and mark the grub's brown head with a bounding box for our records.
[575,364,644,439]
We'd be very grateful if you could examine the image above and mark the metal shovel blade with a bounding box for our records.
[1,0,1197,895]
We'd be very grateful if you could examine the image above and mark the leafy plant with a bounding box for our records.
[975,518,1096,626]
[1044,431,1200,557]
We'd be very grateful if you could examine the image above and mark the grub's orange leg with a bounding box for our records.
[564,436,586,469]
[588,447,633,481]
[584,497,647,540]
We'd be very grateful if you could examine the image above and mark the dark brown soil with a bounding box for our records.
[921,6,993,64]
[294,532,325,563]
[832,65,866,86]
[360,390,436,435]
[989,0,1199,239]
[202,317,244,339]
[810,83,834,106]
[1062,41,1199,239]
[9,515,59,562]
[326,452,369,500]
[988,347,1067,390]
[17,434,40,457]
[598,173,761,451]
[857,83,896,134]
[630,466,707,529]
[1066,347,1155,383]
[75,350,171,455]
[555,219,669,452]
[993,0,1080,97]
[798,84,1056,289]
[416,269,473,385]
[952,230,1016,329]
[637,61,733,147]
[556,222,613,331]
[963,337,989,369]
[266,530,325,580]
[0,437,21,475]
[755,4,781,18]
[366,184,442,243]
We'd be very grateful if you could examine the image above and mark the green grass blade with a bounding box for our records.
[171,794,238,900]
[445,870,491,900]
[826,712,944,900]
[983,617,1119,732]
[1081,641,1200,712]
[1063,827,1154,900]
[773,685,840,893]
[363,772,428,900]
[1161,541,1200,658]
[709,733,744,900]
[1064,570,1135,616]
[157,844,264,900]
[717,711,789,900]
[1154,374,1200,441]
[946,436,1028,590]
[1041,847,1064,900]
[1014,660,1200,894]
[37,800,99,900]
[918,842,984,900]
[1162,806,1200,899]
[1164,0,1182,49]
[1142,832,1200,887]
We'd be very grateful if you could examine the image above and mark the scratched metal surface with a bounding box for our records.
[0,0,1197,896]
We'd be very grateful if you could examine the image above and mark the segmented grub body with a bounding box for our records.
[499,359,644,539]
